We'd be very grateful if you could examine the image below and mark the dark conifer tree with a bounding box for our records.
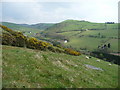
[108,43,111,48]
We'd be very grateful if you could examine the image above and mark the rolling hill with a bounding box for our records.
[39,20,119,52]
[44,19,107,32]
[25,23,54,30]
[1,22,54,37]
[1,22,119,88]
[1,20,119,53]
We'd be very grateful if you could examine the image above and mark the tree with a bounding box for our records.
[98,33,101,37]
[108,43,111,48]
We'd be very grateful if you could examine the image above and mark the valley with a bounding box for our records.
[1,20,119,88]
[36,20,119,53]
[2,20,119,53]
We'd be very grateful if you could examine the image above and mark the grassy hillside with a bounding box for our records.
[63,24,118,52]
[28,23,54,30]
[44,20,106,32]
[1,22,41,36]
[2,20,118,52]
[40,20,119,52]
[1,22,54,37]
[2,45,118,88]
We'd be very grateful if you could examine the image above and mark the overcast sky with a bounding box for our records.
[1,0,119,24]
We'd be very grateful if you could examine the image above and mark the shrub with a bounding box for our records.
[2,32,16,45]
[26,37,52,51]
[65,48,81,56]
[37,41,52,51]
[1,25,27,47]
[0,25,13,33]
[48,46,56,52]
[1,24,82,56]
[26,37,39,49]
[13,32,27,47]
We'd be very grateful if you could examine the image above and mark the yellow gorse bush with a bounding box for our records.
[0,24,81,56]
[65,48,81,56]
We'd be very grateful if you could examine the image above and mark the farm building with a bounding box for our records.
[64,39,68,43]
[64,40,68,43]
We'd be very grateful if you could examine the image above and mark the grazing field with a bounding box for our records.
[44,20,107,32]
[1,20,119,52]
[2,45,118,88]
[41,20,119,52]
[65,37,108,51]
[63,28,118,52]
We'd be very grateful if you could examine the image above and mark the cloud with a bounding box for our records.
[1,0,119,24]
[1,0,38,2]
[2,2,43,24]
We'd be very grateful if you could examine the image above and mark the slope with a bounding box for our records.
[0,24,81,56]
[27,23,54,30]
[2,46,118,88]
[2,45,118,88]
[44,20,107,33]
[1,23,119,88]
[39,20,118,52]
[1,22,54,37]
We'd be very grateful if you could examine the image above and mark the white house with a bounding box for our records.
[64,40,68,43]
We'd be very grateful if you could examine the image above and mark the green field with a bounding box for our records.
[41,20,119,52]
[63,28,118,52]
[1,20,119,52]
[44,20,107,32]
[2,45,118,88]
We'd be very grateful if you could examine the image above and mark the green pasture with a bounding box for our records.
[2,45,118,88]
